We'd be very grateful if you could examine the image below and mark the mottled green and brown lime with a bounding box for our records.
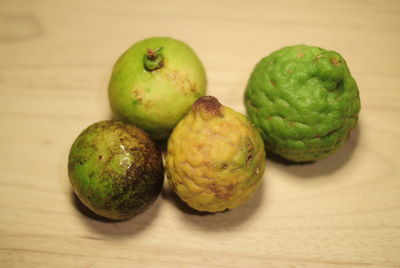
[166,96,266,212]
[245,45,361,162]
[108,37,207,140]
[68,121,164,220]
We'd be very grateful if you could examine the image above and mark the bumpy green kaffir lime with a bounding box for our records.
[68,121,164,220]
[166,96,266,212]
[108,37,207,140]
[245,45,361,162]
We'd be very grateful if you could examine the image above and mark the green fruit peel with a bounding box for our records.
[245,45,361,162]
[68,121,164,220]
[108,37,207,140]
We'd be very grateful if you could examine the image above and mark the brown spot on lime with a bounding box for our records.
[297,53,304,58]
[247,100,259,111]
[190,84,197,92]
[133,89,143,102]
[331,58,340,66]
[246,154,253,167]
[270,81,276,86]
[288,122,295,127]
[98,155,103,160]
[192,96,222,117]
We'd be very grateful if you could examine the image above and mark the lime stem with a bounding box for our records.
[143,47,164,71]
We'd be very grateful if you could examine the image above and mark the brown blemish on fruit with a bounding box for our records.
[297,53,304,58]
[246,139,255,168]
[163,70,194,95]
[246,140,254,167]
[192,96,222,117]
[209,183,232,200]
[247,100,259,111]
[331,58,340,66]
[133,89,144,102]
[270,81,276,86]
[190,83,197,93]
[288,122,295,127]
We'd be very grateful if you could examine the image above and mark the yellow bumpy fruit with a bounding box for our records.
[166,96,266,212]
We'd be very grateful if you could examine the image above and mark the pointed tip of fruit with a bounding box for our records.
[192,96,222,117]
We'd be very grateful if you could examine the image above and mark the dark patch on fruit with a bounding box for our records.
[192,96,222,117]
[209,183,232,200]
[133,89,143,103]
[246,138,255,168]
[190,83,197,92]
[68,120,164,220]
[331,58,340,66]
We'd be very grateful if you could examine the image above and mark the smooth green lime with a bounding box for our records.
[108,37,207,140]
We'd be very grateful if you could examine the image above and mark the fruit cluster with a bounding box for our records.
[68,37,360,220]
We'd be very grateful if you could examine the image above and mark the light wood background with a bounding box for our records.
[1,0,400,267]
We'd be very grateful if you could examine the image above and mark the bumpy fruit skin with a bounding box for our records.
[166,96,266,212]
[68,121,164,220]
[245,45,361,162]
[108,37,207,140]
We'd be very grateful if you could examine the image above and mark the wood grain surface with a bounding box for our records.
[1,0,400,267]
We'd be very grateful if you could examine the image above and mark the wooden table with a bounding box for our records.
[1,0,400,267]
